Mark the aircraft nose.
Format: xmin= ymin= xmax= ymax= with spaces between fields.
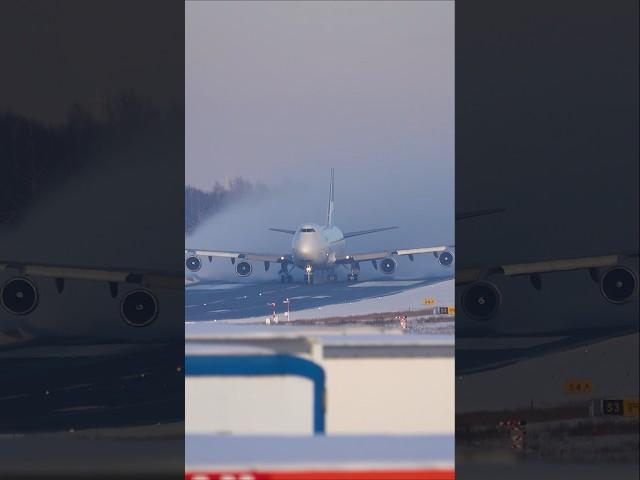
xmin=294 ymin=237 xmax=319 ymax=261
xmin=295 ymin=244 xmax=315 ymax=260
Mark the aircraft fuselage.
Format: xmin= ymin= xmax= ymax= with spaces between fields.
xmin=291 ymin=223 xmax=345 ymax=270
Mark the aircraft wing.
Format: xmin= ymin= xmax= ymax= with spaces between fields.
xmin=0 ymin=260 xmax=183 ymax=289
xmin=456 ymin=253 xmax=637 ymax=285
xmin=455 ymin=208 xmax=505 ymax=221
xmin=336 ymin=245 xmax=452 ymax=264
xmin=268 ymin=228 xmax=296 ymax=235
xmin=342 ymin=226 xmax=398 ymax=239
xmin=185 ymin=249 xmax=292 ymax=263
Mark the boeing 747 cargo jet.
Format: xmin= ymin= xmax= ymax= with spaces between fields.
xmin=185 ymin=169 xmax=454 ymax=284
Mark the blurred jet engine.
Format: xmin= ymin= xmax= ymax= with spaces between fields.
xmin=461 ymin=281 xmax=501 ymax=321
xmin=600 ymin=266 xmax=636 ymax=304
xmin=1 ymin=276 xmax=39 ymax=315
xmin=380 ymin=258 xmax=396 ymax=274
xmin=236 ymin=261 xmax=252 ymax=277
xmin=121 ymin=289 xmax=158 ymax=327
xmin=438 ymin=251 xmax=454 ymax=267
xmin=185 ymin=255 xmax=202 ymax=272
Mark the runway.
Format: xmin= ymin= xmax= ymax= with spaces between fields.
xmin=185 ymin=276 xmax=453 ymax=322
xmin=0 ymin=341 xmax=183 ymax=434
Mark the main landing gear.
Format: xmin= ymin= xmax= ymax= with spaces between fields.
xmin=279 ymin=263 xmax=293 ymax=283
xmin=346 ymin=262 xmax=360 ymax=282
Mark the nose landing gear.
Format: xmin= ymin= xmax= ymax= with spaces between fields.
xmin=304 ymin=265 xmax=314 ymax=285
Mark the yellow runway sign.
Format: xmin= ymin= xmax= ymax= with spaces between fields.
xmin=623 ymin=397 xmax=639 ymax=416
xmin=564 ymin=380 xmax=593 ymax=394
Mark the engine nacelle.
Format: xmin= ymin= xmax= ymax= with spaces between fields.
xmin=185 ymin=255 xmax=202 ymax=272
xmin=1 ymin=276 xmax=39 ymax=315
xmin=461 ymin=281 xmax=501 ymax=321
xmin=380 ymin=257 xmax=396 ymax=275
xmin=236 ymin=261 xmax=252 ymax=277
xmin=600 ymin=266 xmax=636 ymax=304
xmin=121 ymin=289 xmax=158 ymax=327
xmin=438 ymin=251 xmax=454 ymax=267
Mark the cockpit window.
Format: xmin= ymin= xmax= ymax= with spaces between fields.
xmin=301 ymin=228 xmax=316 ymax=233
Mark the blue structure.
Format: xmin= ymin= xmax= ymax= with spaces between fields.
xmin=186 ymin=354 xmax=326 ymax=434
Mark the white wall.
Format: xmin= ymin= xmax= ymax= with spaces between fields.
xmin=185 ymin=354 xmax=454 ymax=435
xmin=186 ymin=376 xmax=313 ymax=434
xmin=324 ymin=357 xmax=454 ymax=434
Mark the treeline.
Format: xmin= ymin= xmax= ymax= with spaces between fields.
xmin=185 ymin=179 xmax=266 ymax=234
xmin=0 ymin=92 xmax=182 ymax=226
xmin=1 ymin=93 xmax=260 ymax=234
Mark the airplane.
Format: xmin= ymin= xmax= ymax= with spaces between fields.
xmin=185 ymin=169 xmax=455 ymax=284
xmin=454 ymin=223 xmax=638 ymax=374
xmin=0 ymin=261 xmax=183 ymax=340
xmin=1 ymin=190 xmax=498 ymax=341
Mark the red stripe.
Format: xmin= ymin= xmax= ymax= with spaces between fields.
xmin=186 ymin=469 xmax=455 ymax=480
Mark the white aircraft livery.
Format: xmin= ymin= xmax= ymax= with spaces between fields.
xmin=185 ymin=169 xmax=454 ymax=284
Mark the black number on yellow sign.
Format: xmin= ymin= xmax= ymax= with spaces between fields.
xmin=564 ymin=380 xmax=592 ymax=393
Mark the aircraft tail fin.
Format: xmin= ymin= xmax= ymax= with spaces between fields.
xmin=326 ymin=168 xmax=335 ymax=227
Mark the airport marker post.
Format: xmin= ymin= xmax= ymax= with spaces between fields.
xmin=283 ymin=298 xmax=291 ymax=321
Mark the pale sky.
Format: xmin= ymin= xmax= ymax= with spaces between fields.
xmin=186 ymin=1 xmax=455 ymax=273
xmin=186 ymin=1 xmax=454 ymax=189
xmin=0 ymin=0 xmax=183 ymax=124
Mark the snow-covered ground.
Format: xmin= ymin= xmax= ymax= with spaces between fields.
xmin=457 ymin=332 xmax=639 ymax=412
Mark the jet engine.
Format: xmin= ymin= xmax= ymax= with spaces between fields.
xmin=185 ymin=255 xmax=202 ymax=272
xmin=461 ymin=281 xmax=501 ymax=321
xmin=236 ymin=261 xmax=252 ymax=277
xmin=380 ymin=258 xmax=396 ymax=274
xmin=438 ymin=251 xmax=454 ymax=267
xmin=600 ymin=266 xmax=636 ymax=304
xmin=121 ymin=289 xmax=158 ymax=327
xmin=1 ymin=277 xmax=39 ymax=315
